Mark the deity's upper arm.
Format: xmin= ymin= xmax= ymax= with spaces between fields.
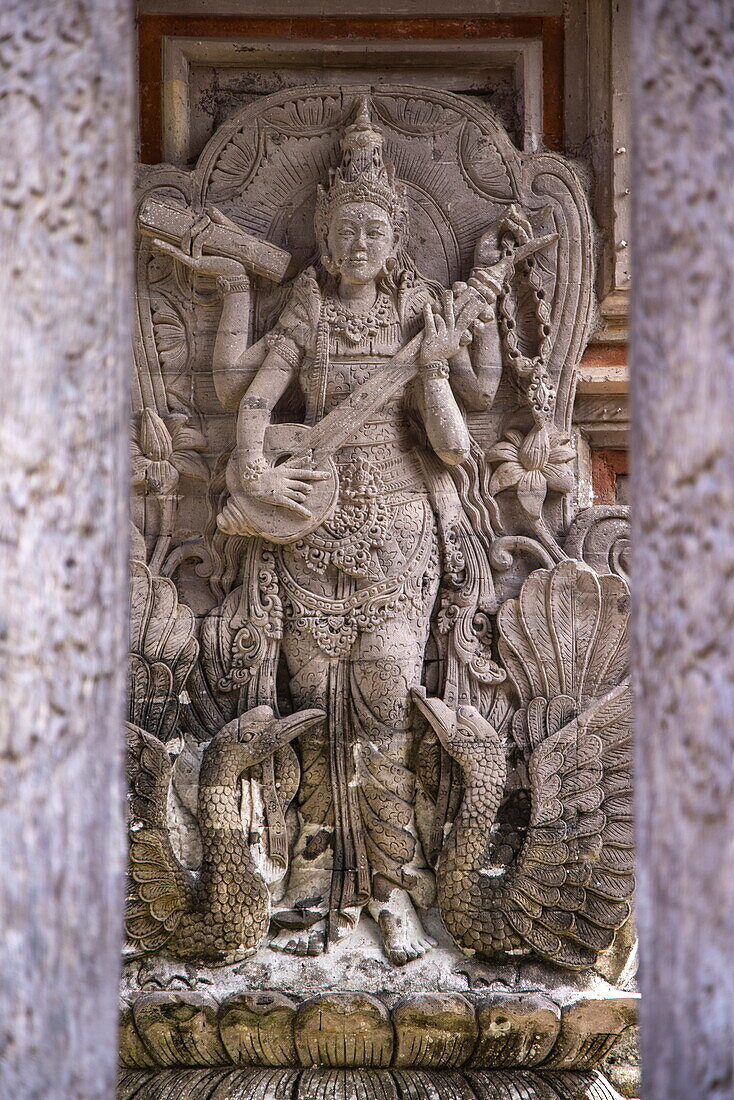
xmin=242 ymin=347 xmax=298 ymax=409
xmin=237 ymin=269 xmax=319 ymax=411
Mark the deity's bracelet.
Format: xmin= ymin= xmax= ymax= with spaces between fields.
xmin=420 ymin=359 xmax=450 ymax=381
xmin=240 ymin=458 xmax=268 ymax=485
xmin=216 ymin=273 xmax=251 ymax=298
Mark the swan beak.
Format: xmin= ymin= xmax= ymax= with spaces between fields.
xmin=275 ymin=707 xmax=325 ymax=742
xmin=237 ymin=707 xmax=325 ymax=766
xmin=411 ymin=687 xmax=457 ymax=751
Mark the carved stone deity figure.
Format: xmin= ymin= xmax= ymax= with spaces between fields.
xmin=148 ymin=102 xmax=515 ymax=964
xmin=124 ymin=84 xmax=635 ymax=1097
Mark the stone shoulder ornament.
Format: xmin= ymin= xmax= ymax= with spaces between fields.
xmin=125 ymin=86 xmax=635 ymax=1099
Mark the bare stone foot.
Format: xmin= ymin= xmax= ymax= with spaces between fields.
xmin=270 ymin=921 xmax=328 ymax=957
xmin=368 ymin=886 xmax=437 ymax=966
xmin=269 ymin=905 xmax=360 ymax=956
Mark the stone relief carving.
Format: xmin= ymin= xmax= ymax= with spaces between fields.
xmin=126 ymin=84 xmax=633 ymax=1097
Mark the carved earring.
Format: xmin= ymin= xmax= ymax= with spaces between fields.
xmin=321 ymin=252 xmax=339 ymax=275
xmin=385 ymin=256 xmax=397 ymax=272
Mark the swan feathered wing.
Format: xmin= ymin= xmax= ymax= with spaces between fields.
xmin=500 ymin=680 xmax=633 ymax=968
xmin=497 ymin=560 xmax=629 ymax=710
xmin=125 ymin=722 xmax=197 ymax=955
xmin=490 ymin=559 xmax=633 ymax=968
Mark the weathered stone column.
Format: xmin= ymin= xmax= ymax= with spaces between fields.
xmin=0 ymin=2 xmax=133 ymax=1095
xmin=632 ymin=3 xmax=734 ymax=1097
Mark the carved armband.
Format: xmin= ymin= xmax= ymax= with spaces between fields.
xmin=421 ymin=359 xmax=450 ymax=382
xmin=216 ymin=274 xmax=251 ymax=298
xmin=264 ymin=331 xmax=302 ymax=370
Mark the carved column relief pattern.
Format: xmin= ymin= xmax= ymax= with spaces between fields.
xmin=0 ymin=1 xmax=134 ymax=1096
xmin=632 ymin=2 xmax=734 ymax=1097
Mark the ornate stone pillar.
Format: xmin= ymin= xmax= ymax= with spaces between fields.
xmin=632 ymin=3 xmax=734 ymax=1097
xmin=0 ymin=2 xmax=133 ymax=1095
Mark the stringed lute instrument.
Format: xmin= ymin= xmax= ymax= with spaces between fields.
xmin=217 ymin=234 xmax=557 ymax=545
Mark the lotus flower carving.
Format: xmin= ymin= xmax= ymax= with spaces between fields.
xmin=486 ymin=423 xmax=575 ymax=520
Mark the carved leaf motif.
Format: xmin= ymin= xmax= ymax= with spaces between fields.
xmin=262 ymin=95 xmax=344 ymax=136
xmin=459 ymin=122 xmax=517 ymax=200
xmin=372 ymin=95 xmax=463 ymax=136
xmin=152 ymin=296 xmax=190 ymax=377
xmin=209 ymin=128 xmax=261 ymax=201
xmin=129 ymin=560 xmax=199 ymax=741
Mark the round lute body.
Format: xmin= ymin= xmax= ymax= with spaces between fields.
xmin=217 ymin=424 xmax=339 ymax=544
xmin=217 ymin=334 xmax=426 ymax=544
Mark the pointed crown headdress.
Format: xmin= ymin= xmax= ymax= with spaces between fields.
xmin=315 ymin=98 xmax=409 ymax=249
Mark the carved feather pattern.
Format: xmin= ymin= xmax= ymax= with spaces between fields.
xmin=262 ymin=95 xmax=345 ymax=137
xmin=435 ymin=561 xmax=633 ymax=970
xmin=151 ymin=295 xmax=190 ymax=374
xmin=180 ymin=586 xmax=241 ymax=743
xmin=372 ymin=95 xmax=463 ymax=137
xmin=504 ymin=681 xmax=633 ymax=968
xmin=459 ymin=122 xmax=518 ymax=201
xmin=208 ymin=125 xmax=263 ymax=202
xmin=129 ymin=560 xmax=198 ymax=742
xmin=497 ymin=562 xmax=628 ymax=712
xmin=495 ymin=563 xmax=632 ymax=967
xmin=126 ymin=563 xmax=201 ymax=951
xmin=125 ymin=722 xmax=197 ymax=954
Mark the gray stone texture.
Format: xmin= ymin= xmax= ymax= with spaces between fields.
xmin=631 ymin=1 xmax=734 ymax=1097
xmin=0 ymin=1 xmax=134 ymax=1096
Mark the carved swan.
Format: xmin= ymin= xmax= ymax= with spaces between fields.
xmin=125 ymin=558 xmax=324 ymax=964
xmin=125 ymin=706 xmax=323 ymax=964
xmin=414 ymin=560 xmax=633 ymax=970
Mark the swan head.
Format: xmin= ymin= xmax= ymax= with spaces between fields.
xmin=412 ymin=688 xmax=503 ymax=771
xmin=210 ymin=705 xmax=325 ymax=772
xmin=235 ymin=705 xmax=326 ymax=767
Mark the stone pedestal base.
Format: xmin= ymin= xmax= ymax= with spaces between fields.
xmin=119 ymin=975 xmax=637 ymax=1098
xmin=120 ymin=1066 xmax=626 ymax=1098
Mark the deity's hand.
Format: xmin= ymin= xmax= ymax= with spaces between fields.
xmin=420 ymin=292 xmax=482 ymax=365
xmin=469 ymin=205 xmax=534 ymax=304
xmin=241 ymin=462 xmax=330 ymax=520
xmin=149 ymin=206 xmax=248 ymax=282
xmin=466 ymin=262 xmax=509 ymax=308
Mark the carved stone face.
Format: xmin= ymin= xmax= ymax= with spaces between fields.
xmin=326 ymin=201 xmax=396 ymax=285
